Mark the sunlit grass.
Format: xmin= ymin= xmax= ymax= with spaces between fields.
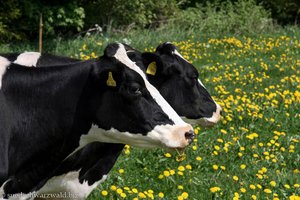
xmin=86 ymin=33 xmax=299 ymax=200
xmin=1 ymin=29 xmax=299 ymax=200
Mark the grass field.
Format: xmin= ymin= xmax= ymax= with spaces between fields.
xmin=77 ymin=32 xmax=299 ymax=199
xmin=1 ymin=29 xmax=300 ymax=199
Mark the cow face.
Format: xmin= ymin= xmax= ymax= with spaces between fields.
xmin=139 ymin=42 xmax=222 ymax=127
xmin=82 ymin=44 xmax=194 ymax=149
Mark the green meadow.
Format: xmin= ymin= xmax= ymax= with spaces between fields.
xmin=1 ymin=28 xmax=299 ymax=200
xmin=81 ymin=30 xmax=299 ymax=200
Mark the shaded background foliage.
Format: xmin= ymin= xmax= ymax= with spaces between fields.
xmin=0 ymin=0 xmax=299 ymax=42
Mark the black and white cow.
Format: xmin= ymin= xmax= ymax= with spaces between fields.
xmin=1 ymin=42 xmax=221 ymax=199
xmin=0 ymin=43 xmax=194 ymax=200
xmin=124 ymin=42 xmax=222 ymax=127
xmin=2 ymin=42 xmax=222 ymax=127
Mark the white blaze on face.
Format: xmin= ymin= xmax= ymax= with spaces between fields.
xmin=13 ymin=52 xmax=41 ymax=67
xmin=0 ymin=56 xmax=10 ymax=89
xmin=114 ymin=44 xmax=187 ymax=126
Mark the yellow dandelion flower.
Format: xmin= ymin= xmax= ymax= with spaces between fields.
xmin=233 ymin=176 xmax=239 ymax=181
xmin=132 ymin=188 xmax=138 ymax=193
xmin=170 ymin=169 xmax=175 ymax=175
xmin=217 ymin=138 xmax=224 ymax=143
xmin=214 ymin=145 xmax=220 ymax=150
xmin=110 ymin=185 xmax=117 ymax=191
xmin=163 ymin=170 xmax=170 ymax=177
xmin=240 ymin=164 xmax=246 ymax=169
xmin=256 ymin=184 xmax=262 ymax=189
xmin=249 ymin=184 xmax=256 ymax=190
xmin=290 ymin=194 xmax=300 ymax=200
xmin=264 ymin=188 xmax=272 ymax=194
xmin=120 ymin=192 xmax=126 ymax=198
xmin=139 ymin=192 xmax=146 ymax=198
xmin=213 ymin=165 xmax=219 ymax=170
xmin=270 ymin=181 xmax=277 ymax=187
xmin=196 ymin=156 xmax=202 ymax=161
xmin=210 ymin=186 xmax=221 ymax=193
xmin=116 ymin=188 xmax=123 ymax=194
xmin=158 ymin=192 xmax=164 ymax=198
xmin=164 ymin=153 xmax=172 ymax=158
xmin=256 ymin=174 xmax=263 ymax=179
xmin=178 ymin=166 xmax=185 ymax=172
xmin=101 ymin=190 xmax=108 ymax=196
xmin=178 ymin=196 xmax=184 ymax=200
xmin=178 ymin=185 xmax=184 ymax=190
xmin=178 ymin=171 xmax=184 ymax=176
xmin=261 ymin=167 xmax=268 ymax=173
xmin=221 ymin=129 xmax=227 ymax=134
xmin=181 ymin=192 xmax=189 ymax=199
xmin=186 ymin=165 xmax=192 ymax=170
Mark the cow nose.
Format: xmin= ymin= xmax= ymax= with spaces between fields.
xmin=185 ymin=130 xmax=195 ymax=145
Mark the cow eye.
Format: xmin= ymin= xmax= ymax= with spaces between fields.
xmin=129 ymin=85 xmax=142 ymax=96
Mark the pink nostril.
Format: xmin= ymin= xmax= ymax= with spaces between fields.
xmin=185 ymin=130 xmax=195 ymax=144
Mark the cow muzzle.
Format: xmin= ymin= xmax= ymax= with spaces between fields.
xmin=152 ymin=124 xmax=194 ymax=149
xmin=203 ymin=103 xmax=222 ymax=127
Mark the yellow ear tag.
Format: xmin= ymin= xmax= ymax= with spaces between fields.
xmin=146 ymin=62 xmax=157 ymax=76
xmin=106 ymin=72 xmax=116 ymax=87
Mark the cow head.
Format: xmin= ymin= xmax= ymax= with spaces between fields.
xmin=83 ymin=43 xmax=194 ymax=149
xmin=127 ymin=42 xmax=222 ymax=127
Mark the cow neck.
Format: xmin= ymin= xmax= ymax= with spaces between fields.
xmin=1 ymin=62 xmax=94 ymax=180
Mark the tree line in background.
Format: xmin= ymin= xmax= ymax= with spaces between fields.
xmin=0 ymin=0 xmax=299 ymax=42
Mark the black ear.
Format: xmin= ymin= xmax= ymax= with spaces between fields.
xmin=141 ymin=52 xmax=163 ymax=76
xmin=122 ymin=43 xmax=136 ymax=52
xmin=104 ymin=43 xmax=120 ymax=58
xmin=156 ymin=42 xmax=176 ymax=55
